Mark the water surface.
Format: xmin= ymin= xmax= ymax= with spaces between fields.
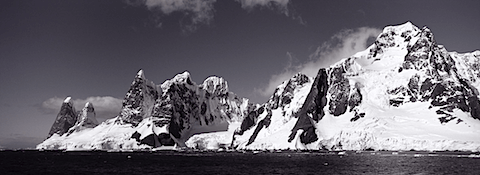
xmin=1 ymin=150 xmax=479 ymax=174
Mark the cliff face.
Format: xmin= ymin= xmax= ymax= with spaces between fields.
xmin=119 ymin=71 xmax=252 ymax=148
xmin=118 ymin=70 xmax=159 ymax=126
xmin=47 ymin=97 xmax=78 ymax=138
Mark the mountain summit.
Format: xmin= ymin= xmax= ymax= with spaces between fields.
xmin=38 ymin=22 xmax=480 ymax=151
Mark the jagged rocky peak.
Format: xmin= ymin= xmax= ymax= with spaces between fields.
xmin=47 ymin=96 xmax=78 ymax=138
xmin=365 ymin=22 xmax=420 ymax=63
xmin=377 ymin=21 xmax=420 ymax=47
xmin=119 ymin=69 xmax=159 ymax=126
xmin=66 ymin=102 xmax=99 ymax=135
xmin=160 ymin=71 xmax=195 ymax=93
xmin=135 ymin=69 xmax=145 ymax=82
xmin=134 ymin=71 xmax=251 ymax=148
xmin=268 ymin=72 xmax=311 ymax=109
xmin=201 ymin=76 xmax=229 ymax=96
xmin=79 ymin=102 xmax=98 ymax=126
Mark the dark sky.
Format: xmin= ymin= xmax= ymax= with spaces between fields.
xmin=0 ymin=0 xmax=479 ymax=149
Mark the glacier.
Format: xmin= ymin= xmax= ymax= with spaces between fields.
xmin=37 ymin=22 xmax=480 ymax=151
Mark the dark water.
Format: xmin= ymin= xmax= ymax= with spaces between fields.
xmin=1 ymin=150 xmax=479 ymax=175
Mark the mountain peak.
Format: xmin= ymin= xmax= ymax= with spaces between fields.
xmin=161 ymin=71 xmax=194 ymax=93
xmin=84 ymin=102 xmax=94 ymax=112
xmin=63 ymin=96 xmax=72 ymax=103
xmin=136 ymin=69 xmax=145 ymax=79
xmin=119 ymin=70 xmax=159 ymax=125
xmin=47 ymin=96 xmax=78 ymax=138
xmin=267 ymin=72 xmax=311 ymax=109
xmin=383 ymin=21 xmax=419 ymax=34
xmin=201 ymin=76 xmax=229 ymax=95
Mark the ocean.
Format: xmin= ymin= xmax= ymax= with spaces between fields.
xmin=1 ymin=150 xmax=479 ymax=174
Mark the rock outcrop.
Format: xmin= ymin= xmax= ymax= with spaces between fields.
xmin=47 ymin=97 xmax=78 ymax=138
xmin=118 ymin=70 xmax=159 ymax=126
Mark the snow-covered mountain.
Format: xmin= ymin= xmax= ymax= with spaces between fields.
xmin=37 ymin=22 xmax=480 ymax=151
xmin=37 ymin=70 xmax=252 ymax=150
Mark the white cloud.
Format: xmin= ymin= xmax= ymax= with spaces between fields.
xmin=127 ymin=0 xmax=294 ymax=32
xmin=256 ymin=27 xmax=382 ymax=97
xmin=235 ymin=0 xmax=302 ymax=24
xmin=145 ymin=0 xmax=217 ymax=32
xmin=41 ymin=96 xmax=123 ymax=119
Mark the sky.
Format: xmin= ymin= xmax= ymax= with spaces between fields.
xmin=0 ymin=0 xmax=479 ymax=149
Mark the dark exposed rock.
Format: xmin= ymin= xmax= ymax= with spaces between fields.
xmin=296 ymin=69 xmax=329 ymax=122
xmin=328 ymin=81 xmax=350 ymax=116
xmin=131 ymin=132 xmax=175 ymax=147
xmin=299 ymin=126 xmax=318 ymax=144
xmin=467 ymin=94 xmax=480 ymax=120
xmin=348 ymin=83 xmax=363 ymax=112
xmin=328 ymin=64 xmax=350 ymax=116
xmin=237 ymin=106 xmax=264 ymax=135
xmin=245 ymin=108 xmax=272 ymax=145
xmin=246 ymin=113 xmax=271 ymax=146
xmin=284 ymin=69 xmax=329 ymax=145
xmin=288 ymin=113 xmax=317 ymax=144
xmin=200 ymin=102 xmax=207 ymax=115
xmin=158 ymin=133 xmax=175 ymax=146
xmin=131 ymin=131 xmax=159 ymax=147
xmin=350 ymin=112 xmax=365 ymax=122
xmin=47 ymin=97 xmax=78 ymax=138
xmin=288 ymin=108 xmax=317 ymax=144
xmin=119 ymin=70 xmax=158 ymax=126
xmin=267 ymin=73 xmax=310 ymax=110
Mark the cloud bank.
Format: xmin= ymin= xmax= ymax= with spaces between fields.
xmin=256 ymin=27 xmax=382 ymax=97
xmin=127 ymin=0 xmax=292 ymax=32
xmin=41 ymin=96 xmax=123 ymax=119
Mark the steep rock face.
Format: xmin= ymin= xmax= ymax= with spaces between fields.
xmin=132 ymin=72 xmax=251 ymax=147
xmin=369 ymin=23 xmax=480 ymax=123
xmin=288 ymin=69 xmax=329 ymax=144
xmin=47 ymin=97 xmax=78 ymax=138
xmin=67 ymin=102 xmax=99 ymax=135
xmin=232 ymin=73 xmax=314 ymax=149
xmin=118 ymin=70 xmax=159 ymax=126
xmin=267 ymin=73 xmax=310 ymax=110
